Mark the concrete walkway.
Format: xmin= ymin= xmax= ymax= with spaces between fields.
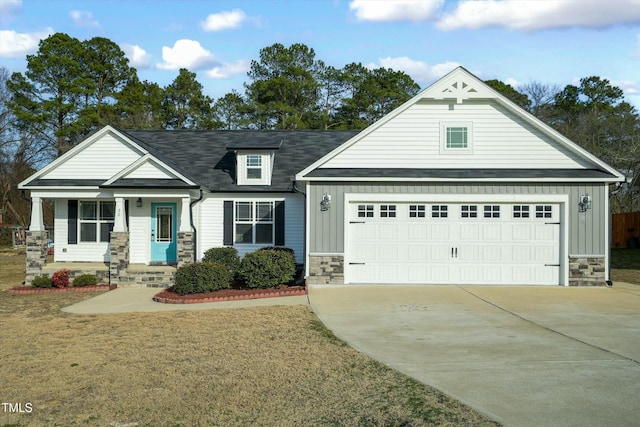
xmin=308 ymin=282 xmax=640 ymax=427
xmin=62 ymin=287 xmax=308 ymax=314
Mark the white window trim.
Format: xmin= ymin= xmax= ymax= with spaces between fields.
xmin=246 ymin=155 xmax=263 ymax=180
xmin=234 ymin=201 xmax=275 ymax=245
xmin=440 ymin=121 xmax=473 ymax=154
xmin=79 ymin=200 xmax=115 ymax=243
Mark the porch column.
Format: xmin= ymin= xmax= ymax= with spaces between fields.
xmin=25 ymin=196 xmax=47 ymax=285
xmin=29 ymin=197 xmax=44 ymax=231
xmin=179 ymin=197 xmax=191 ymax=232
xmin=177 ymin=197 xmax=195 ymax=267
xmin=113 ymin=197 xmax=127 ymax=232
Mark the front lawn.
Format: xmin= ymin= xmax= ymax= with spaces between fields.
xmin=0 ymin=250 xmax=498 ymax=426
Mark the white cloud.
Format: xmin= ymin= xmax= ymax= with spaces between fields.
xmin=350 ymin=0 xmax=443 ymax=22
xmin=372 ymin=57 xmax=460 ymax=83
xmin=201 ymin=9 xmax=246 ymax=31
xmin=505 ymin=77 xmax=521 ymax=88
xmin=0 ymin=0 xmax=21 ymax=15
xmin=156 ymin=39 xmax=217 ymax=70
xmin=205 ymin=59 xmax=251 ymax=79
xmin=0 ymin=27 xmax=53 ymax=58
xmin=121 ymin=43 xmax=151 ymax=68
xmin=615 ymin=79 xmax=640 ymax=95
xmin=69 ymin=10 xmax=100 ymax=28
xmin=437 ymin=0 xmax=640 ymax=31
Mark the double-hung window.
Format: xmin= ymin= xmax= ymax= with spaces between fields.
xmin=79 ymin=201 xmax=115 ymax=242
xmin=234 ymin=201 xmax=274 ymax=244
xmin=246 ymin=155 xmax=262 ymax=180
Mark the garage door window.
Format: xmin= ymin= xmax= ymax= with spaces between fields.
xmin=513 ymin=205 xmax=530 ymax=218
xmin=484 ymin=205 xmax=500 ymax=218
xmin=358 ymin=205 xmax=374 ymax=218
xmin=432 ymin=205 xmax=448 ymax=218
xmin=461 ymin=205 xmax=478 ymax=218
xmin=409 ymin=205 xmax=426 ymax=218
xmin=536 ymin=205 xmax=552 ymax=218
xmin=380 ymin=205 xmax=396 ymax=218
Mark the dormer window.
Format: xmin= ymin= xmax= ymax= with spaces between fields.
xmin=246 ymin=155 xmax=263 ymax=180
xmin=235 ymin=152 xmax=272 ymax=186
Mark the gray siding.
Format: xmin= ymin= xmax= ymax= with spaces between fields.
xmin=309 ymin=182 xmax=606 ymax=255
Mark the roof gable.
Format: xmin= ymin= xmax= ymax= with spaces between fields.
xmin=19 ymin=126 xmax=147 ymax=188
xmin=297 ymin=67 xmax=625 ymax=182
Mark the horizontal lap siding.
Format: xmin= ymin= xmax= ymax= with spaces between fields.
xmin=309 ymin=183 xmax=605 ymax=256
xmin=322 ymin=101 xmax=591 ymax=169
xmin=198 ymin=193 xmax=304 ymax=264
xmin=54 ymin=199 xmax=110 ymax=262
xmin=42 ymin=134 xmax=142 ymax=180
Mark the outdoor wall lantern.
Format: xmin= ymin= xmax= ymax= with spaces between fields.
xmin=320 ymin=193 xmax=331 ymax=211
xmin=578 ymin=194 xmax=592 ymax=212
xmin=136 ymin=197 xmax=143 ymax=208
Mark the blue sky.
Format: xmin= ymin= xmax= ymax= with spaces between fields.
xmin=1 ymin=0 xmax=640 ymax=107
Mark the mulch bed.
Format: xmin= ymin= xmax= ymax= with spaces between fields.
xmin=8 ymin=285 xmax=116 ymax=295
xmin=153 ymin=285 xmax=307 ymax=304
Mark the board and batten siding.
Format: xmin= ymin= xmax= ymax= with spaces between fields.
xmin=54 ymin=199 xmax=110 ymax=262
xmin=321 ymin=100 xmax=593 ymax=170
xmin=42 ymin=133 xmax=142 ymax=180
xmin=309 ymin=182 xmax=606 ymax=256
xmin=198 ymin=193 xmax=305 ymax=263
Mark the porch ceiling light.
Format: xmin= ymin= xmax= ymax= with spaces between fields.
xmin=136 ymin=197 xmax=142 ymax=208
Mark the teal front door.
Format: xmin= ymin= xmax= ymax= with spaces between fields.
xmin=151 ymin=202 xmax=177 ymax=263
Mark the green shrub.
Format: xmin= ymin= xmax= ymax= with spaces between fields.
xmin=173 ymin=262 xmax=232 ymax=295
xmin=237 ymin=249 xmax=296 ymax=289
xmin=258 ymin=246 xmax=295 ymax=257
xmin=31 ymin=276 xmax=52 ymax=288
xmin=73 ymin=274 xmax=98 ymax=287
xmin=202 ymin=247 xmax=240 ymax=273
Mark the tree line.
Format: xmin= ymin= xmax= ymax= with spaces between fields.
xmin=1 ymin=32 xmax=638 ymax=228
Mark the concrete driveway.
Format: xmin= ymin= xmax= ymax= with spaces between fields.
xmin=308 ymin=283 xmax=640 ymax=427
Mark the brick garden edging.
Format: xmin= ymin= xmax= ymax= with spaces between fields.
xmin=8 ymin=285 xmax=116 ymax=295
xmin=153 ymin=287 xmax=307 ymax=304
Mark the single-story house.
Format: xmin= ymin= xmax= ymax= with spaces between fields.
xmin=19 ymin=67 xmax=626 ymax=287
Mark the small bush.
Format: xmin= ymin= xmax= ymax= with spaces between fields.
xmin=31 ymin=276 xmax=52 ymax=288
xmin=258 ymin=246 xmax=295 ymax=257
xmin=173 ymin=262 xmax=232 ymax=295
xmin=51 ymin=269 xmax=71 ymax=288
xmin=202 ymin=247 xmax=240 ymax=273
xmin=73 ymin=274 xmax=98 ymax=287
xmin=237 ymin=249 xmax=296 ymax=289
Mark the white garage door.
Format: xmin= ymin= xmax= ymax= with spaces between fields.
xmin=346 ymin=202 xmax=560 ymax=285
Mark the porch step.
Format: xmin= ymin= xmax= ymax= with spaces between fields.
xmin=118 ymin=264 xmax=177 ymax=288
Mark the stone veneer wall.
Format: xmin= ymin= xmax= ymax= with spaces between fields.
xmin=118 ymin=269 xmax=175 ymax=288
xmin=569 ymin=257 xmax=606 ymax=286
xmin=25 ymin=230 xmax=48 ymax=285
xmin=177 ymin=231 xmax=195 ymax=268
xmin=307 ymin=255 xmax=344 ymax=284
xmin=109 ymin=232 xmax=129 ymax=286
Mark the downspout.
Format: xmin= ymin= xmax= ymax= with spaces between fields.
xmin=189 ymin=188 xmax=204 ymax=262
xmin=291 ymin=177 xmax=307 ymax=290
xmin=607 ymin=181 xmax=624 ymax=287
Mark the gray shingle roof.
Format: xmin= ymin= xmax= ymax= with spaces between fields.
xmin=120 ymin=129 xmax=359 ymax=192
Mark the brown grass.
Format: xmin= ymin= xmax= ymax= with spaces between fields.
xmin=0 ymin=250 xmax=499 ymax=427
